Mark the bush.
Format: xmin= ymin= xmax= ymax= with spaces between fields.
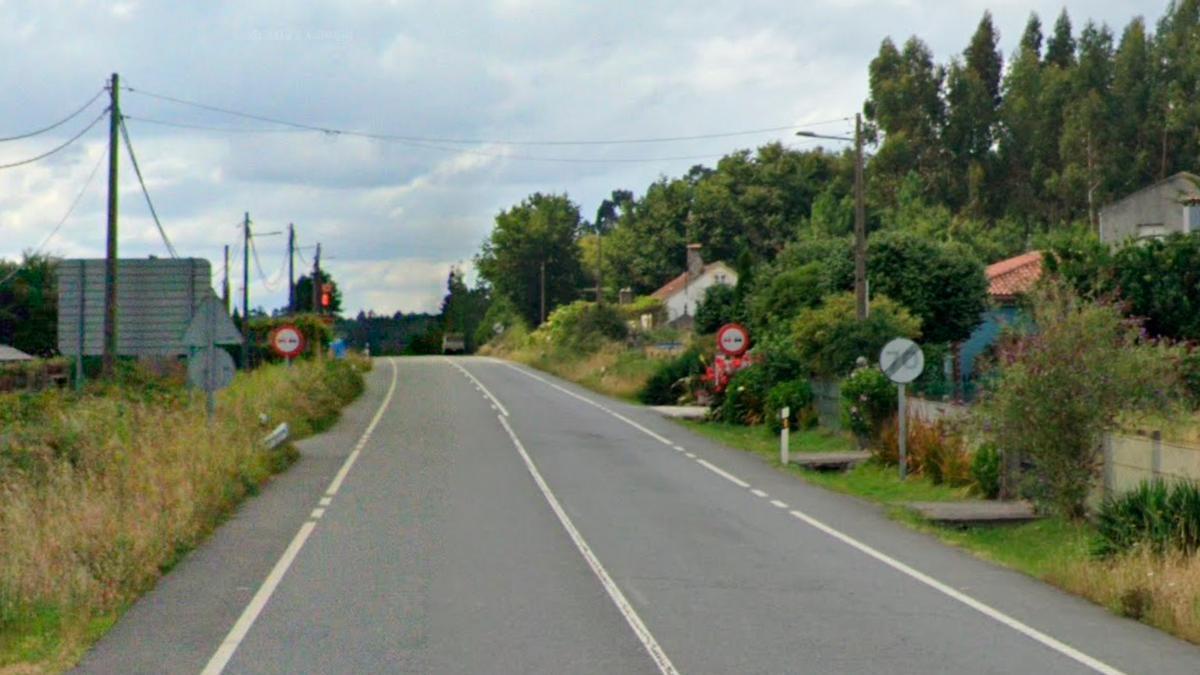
xmin=1094 ymin=480 xmax=1200 ymax=558
xmin=540 ymin=301 xmax=628 ymax=349
xmin=765 ymin=380 xmax=815 ymax=433
xmin=247 ymin=314 xmax=334 ymax=365
xmin=877 ymin=414 xmax=972 ymax=486
xmin=746 ymin=263 xmax=825 ymax=333
xmin=638 ymin=347 xmax=704 ymax=405
xmin=971 ymin=444 xmax=1002 ymax=499
xmin=978 ymin=280 xmax=1180 ymax=518
xmin=840 ymin=367 xmax=895 ymax=441
xmin=717 ymin=366 xmax=770 ymax=425
xmin=793 ymin=292 xmax=921 ymax=378
xmin=618 ymin=296 xmax=666 ymax=324
xmin=694 ymin=284 xmax=743 ymax=334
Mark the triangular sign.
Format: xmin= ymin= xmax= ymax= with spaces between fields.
xmin=182 ymin=295 xmax=243 ymax=346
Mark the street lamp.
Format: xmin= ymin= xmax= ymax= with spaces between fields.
xmin=798 ymin=113 xmax=867 ymax=321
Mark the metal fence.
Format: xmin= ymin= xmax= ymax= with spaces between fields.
xmin=810 ymin=378 xmax=842 ymax=431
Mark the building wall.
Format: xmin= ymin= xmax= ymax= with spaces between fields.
xmin=959 ymin=306 xmax=1021 ymax=383
xmin=663 ymin=264 xmax=737 ymax=322
xmin=1099 ymin=174 xmax=1200 ymax=244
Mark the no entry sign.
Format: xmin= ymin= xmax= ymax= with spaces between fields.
xmin=716 ymin=323 xmax=750 ymax=357
xmin=269 ymin=324 xmax=306 ymax=359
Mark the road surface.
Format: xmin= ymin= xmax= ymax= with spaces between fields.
xmin=78 ymin=356 xmax=1200 ymax=674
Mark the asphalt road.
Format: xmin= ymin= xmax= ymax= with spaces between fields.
xmin=78 ymin=356 xmax=1200 ymax=674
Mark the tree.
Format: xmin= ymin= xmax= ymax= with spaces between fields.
xmin=295 ymin=270 xmax=343 ymax=315
xmin=439 ymin=267 xmax=490 ymax=352
xmin=694 ymin=284 xmax=741 ymax=334
xmin=1045 ymin=9 xmax=1076 ymax=68
xmin=793 ymin=292 xmax=921 ymax=378
xmin=998 ymin=14 xmax=1046 ymax=223
xmin=944 ymin=12 xmax=1003 ymax=214
xmin=476 ymin=192 xmax=586 ymax=327
xmin=0 ymin=254 xmax=57 ymax=356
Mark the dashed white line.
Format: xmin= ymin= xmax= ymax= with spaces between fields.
xmin=445 ymin=358 xmax=509 ymax=417
xmin=202 ymin=358 xmax=400 ymax=675
xmin=695 ymin=458 xmax=751 ymax=488
xmin=750 ymin=489 xmax=769 ymax=498
xmin=685 ymin=452 xmax=696 ymax=459
xmin=769 ymin=499 xmax=789 ymax=509
xmin=310 ymin=508 xmax=325 ymax=518
xmin=497 ymin=414 xmax=679 ymax=675
xmin=319 ymin=497 xmax=331 ymax=506
xmin=673 ymin=445 xmax=686 ymax=452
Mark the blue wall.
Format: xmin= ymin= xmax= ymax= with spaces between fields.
xmin=960 ymin=306 xmax=1021 ymax=382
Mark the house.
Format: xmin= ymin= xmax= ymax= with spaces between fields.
xmin=958 ymin=251 xmax=1043 ymax=390
xmin=650 ymin=244 xmax=737 ymax=325
xmin=0 ymin=345 xmax=33 ymax=362
xmin=1099 ymin=172 xmax=1200 ymax=244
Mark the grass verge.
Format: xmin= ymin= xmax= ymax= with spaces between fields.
xmin=0 ymin=356 xmax=369 ymax=673
xmin=485 ymin=339 xmax=663 ymax=401
xmin=679 ymin=417 xmax=1200 ymax=646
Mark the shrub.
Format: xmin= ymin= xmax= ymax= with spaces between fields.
xmin=840 ymin=367 xmax=895 ymax=441
xmin=971 ymin=444 xmax=1002 ymax=499
xmin=978 ymin=279 xmax=1180 ymax=518
xmin=1094 ymin=480 xmax=1200 ymax=558
xmin=717 ymin=366 xmax=770 ymax=425
xmin=746 ymin=262 xmax=825 ymax=333
xmin=540 ymin=300 xmax=628 ymax=349
xmin=247 ymin=313 xmax=334 ymax=365
xmin=765 ymin=380 xmax=815 ymax=433
xmin=793 ymin=292 xmax=921 ymax=378
xmin=619 ymin=295 xmax=666 ymax=324
xmin=694 ymin=284 xmax=743 ymax=335
xmin=877 ymin=413 xmax=972 ymax=486
xmin=638 ymin=347 xmax=704 ymax=405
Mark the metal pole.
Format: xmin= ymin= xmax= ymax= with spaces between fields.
xmin=242 ymin=212 xmax=250 ymax=368
xmin=287 ymin=223 xmax=295 ymax=314
xmin=222 ymin=244 xmax=230 ymax=313
xmin=102 ymin=73 xmax=121 ymax=376
xmin=854 ymin=112 xmax=867 ymax=322
xmin=898 ymin=383 xmax=907 ymax=480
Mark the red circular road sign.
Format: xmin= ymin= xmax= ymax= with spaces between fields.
xmin=716 ymin=323 xmax=750 ymax=357
xmin=269 ymin=324 xmax=306 ymax=359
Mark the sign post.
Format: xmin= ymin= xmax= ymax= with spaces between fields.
xmin=780 ymin=406 xmax=790 ymax=466
xmin=879 ymin=337 xmax=925 ymax=480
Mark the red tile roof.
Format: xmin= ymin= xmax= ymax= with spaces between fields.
xmin=650 ymin=263 xmax=730 ymax=301
xmin=986 ymin=251 xmax=1042 ymax=302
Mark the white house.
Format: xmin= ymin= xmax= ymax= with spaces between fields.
xmin=650 ymin=244 xmax=738 ymax=324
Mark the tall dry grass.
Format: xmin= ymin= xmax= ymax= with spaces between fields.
xmin=0 ymin=357 xmax=366 ymax=672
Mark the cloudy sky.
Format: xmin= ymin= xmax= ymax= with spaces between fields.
xmin=0 ymin=0 xmax=1168 ymax=315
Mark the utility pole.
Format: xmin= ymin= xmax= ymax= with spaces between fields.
xmin=102 ymin=72 xmax=120 ymax=376
xmin=596 ymin=232 xmax=604 ymax=306
xmin=853 ymin=112 xmax=866 ymax=321
xmin=242 ymin=212 xmax=250 ymax=368
xmin=222 ymin=245 xmax=230 ymax=313
xmin=287 ymin=223 xmax=295 ymax=314
xmin=312 ymin=243 xmax=321 ymax=313
xmin=540 ymin=260 xmax=546 ymax=325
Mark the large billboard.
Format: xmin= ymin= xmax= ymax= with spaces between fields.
xmin=57 ymin=258 xmax=215 ymax=357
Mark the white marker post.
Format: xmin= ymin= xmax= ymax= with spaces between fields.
xmin=879 ymin=338 xmax=925 ymax=481
xmin=780 ymin=406 xmax=790 ymax=466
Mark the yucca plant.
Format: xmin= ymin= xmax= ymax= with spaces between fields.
xmin=1094 ymin=479 xmax=1200 ymax=557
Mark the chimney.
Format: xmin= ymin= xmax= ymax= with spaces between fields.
xmin=686 ymin=243 xmax=703 ymax=279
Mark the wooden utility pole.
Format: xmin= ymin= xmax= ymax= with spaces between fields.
xmin=287 ymin=223 xmax=295 ymax=313
xmin=222 ymin=244 xmax=230 ymax=313
xmin=312 ymin=243 xmax=321 ymax=313
xmin=242 ymin=212 xmax=250 ymax=368
xmin=540 ymin=260 xmax=546 ymax=325
xmin=102 ymin=72 xmax=121 ymax=375
xmin=854 ymin=112 xmax=867 ymax=322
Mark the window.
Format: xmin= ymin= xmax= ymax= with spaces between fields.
xmin=1137 ymin=223 xmax=1166 ymax=240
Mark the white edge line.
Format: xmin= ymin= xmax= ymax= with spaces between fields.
xmin=501 ymin=359 xmax=1122 ymax=675
xmin=446 ymin=357 xmax=509 ymax=417
xmin=497 ymin=414 xmax=679 ymax=675
xmin=751 ymin=489 xmax=769 ymax=498
xmin=785 ymin=509 xmax=1125 ymax=675
xmin=202 ymin=358 xmax=400 ymax=675
xmin=769 ymin=500 xmax=789 ymax=509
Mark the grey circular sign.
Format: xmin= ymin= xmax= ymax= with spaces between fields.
xmin=879 ymin=338 xmax=925 ymax=384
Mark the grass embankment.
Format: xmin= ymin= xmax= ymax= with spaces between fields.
xmin=681 ymin=418 xmax=1200 ymax=645
xmin=485 ymin=340 xmax=662 ymax=401
xmin=0 ymin=357 xmax=368 ymax=672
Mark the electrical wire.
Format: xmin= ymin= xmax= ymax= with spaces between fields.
xmin=0 ymin=89 xmax=105 ymax=143
xmin=0 ymin=109 xmax=108 ymax=170
xmin=248 ymin=234 xmax=281 ymax=291
xmin=119 ymin=117 xmax=179 ymax=258
xmin=124 ymin=115 xmax=310 ymax=134
xmin=123 ymin=86 xmax=849 ymax=147
xmin=0 ymin=147 xmax=107 ymax=286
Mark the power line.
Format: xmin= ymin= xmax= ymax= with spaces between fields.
xmin=124 ymin=115 xmax=309 ymax=134
xmin=0 ymin=147 xmax=107 ymax=286
xmin=123 ymin=85 xmax=848 ymax=147
xmin=0 ymin=89 xmax=106 ymax=143
xmin=249 ymin=234 xmax=280 ymax=291
xmin=118 ymin=118 xmax=178 ymax=258
xmin=0 ymin=109 xmax=108 ymax=170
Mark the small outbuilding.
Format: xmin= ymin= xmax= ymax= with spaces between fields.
xmin=0 ymin=344 xmax=34 ymax=362
xmin=1099 ymin=172 xmax=1200 ymax=244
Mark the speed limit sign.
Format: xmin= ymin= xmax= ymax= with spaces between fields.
xmin=269 ymin=324 xmax=306 ymax=359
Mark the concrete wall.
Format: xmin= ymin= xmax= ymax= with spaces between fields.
xmin=1099 ymin=174 xmax=1200 ymax=244
xmin=663 ymin=264 xmax=737 ymax=322
xmin=1103 ymin=433 xmax=1200 ymax=495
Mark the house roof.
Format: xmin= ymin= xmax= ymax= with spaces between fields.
xmin=986 ymin=251 xmax=1042 ymax=302
xmin=0 ymin=345 xmax=33 ymax=362
xmin=650 ymin=262 xmax=734 ymax=301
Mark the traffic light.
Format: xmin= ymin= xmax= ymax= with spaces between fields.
xmin=320 ymin=283 xmax=332 ymax=309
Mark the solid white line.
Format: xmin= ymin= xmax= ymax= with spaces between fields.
xmin=751 ymin=489 xmax=769 ymax=498
xmin=201 ymin=521 xmax=316 ymax=675
xmin=445 ymin=358 xmax=509 ymax=417
xmin=769 ymin=499 xmax=789 ymax=509
xmin=310 ymin=508 xmax=325 ymax=518
xmin=202 ymin=358 xmax=400 ymax=675
xmin=785 ymin=509 xmax=1125 ymax=675
xmin=324 ymin=450 xmax=360 ymax=496
xmin=497 ymin=414 xmax=679 ymax=675
xmin=695 ymin=458 xmax=751 ymax=489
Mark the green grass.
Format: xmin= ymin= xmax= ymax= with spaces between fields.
xmin=677 ymin=420 xmax=854 ymax=458
xmin=804 ymin=462 xmax=971 ymax=503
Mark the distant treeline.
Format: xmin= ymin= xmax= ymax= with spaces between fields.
xmin=337 ymin=312 xmax=438 ymax=355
